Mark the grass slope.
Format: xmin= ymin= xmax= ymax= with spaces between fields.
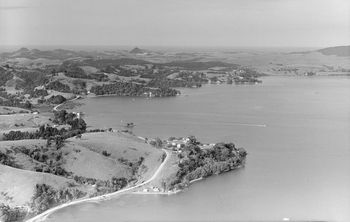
xmin=68 ymin=132 xmax=164 ymax=181
xmin=0 ymin=165 xmax=78 ymax=208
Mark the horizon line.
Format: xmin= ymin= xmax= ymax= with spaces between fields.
xmin=1 ymin=44 xmax=349 ymax=50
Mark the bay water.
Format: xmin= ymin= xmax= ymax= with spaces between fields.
xmin=46 ymin=76 xmax=350 ymax=221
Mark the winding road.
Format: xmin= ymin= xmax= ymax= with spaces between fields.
xmin=26 ymin=149 xmax=171 ymax=222
xmin=53 ymin=96 xmax=80 ymax=111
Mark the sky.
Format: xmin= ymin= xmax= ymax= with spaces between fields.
xmin=0 ymin=0 xmax=349 ymax=48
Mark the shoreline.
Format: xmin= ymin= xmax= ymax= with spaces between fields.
xmin=131 ymin=165 xmax=245 ymax=197
xmin=53 ymin=96 xmax=80 ymax=111
xmin=132 ymin=190 xmax=181 ymax=195
xmin=189 ymin=177 xmax=204 ymax=184
xmin=86 ymin=92 xmax=180 ymax=99
xmin=132 ymin=177 xmax=205 ymax=196
xmin=25 ymin=149 xmax=171 ymax=222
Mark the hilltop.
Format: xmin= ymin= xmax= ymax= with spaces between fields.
xmin=317 ymin=45 xmax=350 ymax=57
xmin=129 ymin=47 xmax=148 ymax=54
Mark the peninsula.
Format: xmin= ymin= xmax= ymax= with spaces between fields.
xmin=0 ymin=107 xmax=247 ymax=222
xmin=0 ymin=48 xmax=249 ymax=222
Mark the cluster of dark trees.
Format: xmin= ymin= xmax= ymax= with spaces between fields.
xmin=73 ymin=175 xmax=99 ymax=185
xmin=12 ymin=145 xmax=70 ymax=177
xmin=71 ymin=79 xmax=87 ymax=94
xmin=31 ymin=184 xmax=86 ymax=214
xmin=0 ymin=204 xmax=27 ymax=222
xmin=147 ymin=78 xmax=202 ymax=88
xmin=3 ymin=123 xmax=86 ymax=142
xmin=149 ymin=137 xmax=163 ymax=148
xmin=177 ymin=71 xmax=208 ymax=83
xmin=102 ymin=150 xmax=111 ymax=157
xmin=0 ymin=150 xmax=18 ymax=168
xmin=0 ymin=145 xmax=72 ymax=193
xmin=54 ymin=110 xmax=87 ymax=131
xmin=0 ymin=98 xmax=32 ymax=110
xmin=59 ymin=63 xmax=109 ymax=82
xmin=168 ymin=137 xmax=247 ymax=190
xmin=47 ymin=95 xmax=66 ymax=104
xmin=46 ymin=80 xmax=71 ymax=93
xmin=90 ymin=82 xmax=179 ymax=97
xmin=72 ymin=175 xmax=128 ymax=193
xmin=3 ymin=125 xmax=63 ymax=141
xmin=2 ymin=130 xmax=41 ymax=141
xmin=110 ymin=177 xmax=128 ymax=191
xmin=34 ymin=164 xmax=70 ymax=177
xmin=16 ymin=71 xmax=49 ymax=93
xmin=231 ymin=68 xmax=264 ymax=84
xmin=0 ymin=91 xmax=32 ymax=109
xmin=88 ymin=128 xmax=106 ymax=133
xmin=3 ymin=109 xmax=86 ymax=142
xmin=29 ymin=89 xmax=48 ymax=98
xmin=59 ymin=65 xmax=87 ymax=79
xmin=0 ymin=69 xmax=13 ymax=87
xmin=53 ymin=110 xmax=75 ymax=124
xmin=99 ymin=64 xmax=138 ymax=76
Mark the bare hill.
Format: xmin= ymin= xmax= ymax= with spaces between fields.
xmin=317 ymin=45 xmax=350 ymax=57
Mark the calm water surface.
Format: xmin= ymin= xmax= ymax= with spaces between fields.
xmin=48 ymin=76 xmax=350 ymax=221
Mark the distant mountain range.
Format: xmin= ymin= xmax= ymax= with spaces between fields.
xmin=317 ymin=45 xmax=350 ymax=57
xmin=0 ymin=47 xmax=86 ymax=60
xmin=0 ymin=47 xmax=153 ymax=61
xmin=1 ymin=46 xmax=349 ymax=63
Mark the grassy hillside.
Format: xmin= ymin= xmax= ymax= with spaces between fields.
xmin=0 ymin=131 xmax=164 ymax=221
xmin=0 ymin=164 xmax=81 ymax=208
xmin=0 ymin=111 xmax=51 ymax=140
xmin=0 ymin=132 xmax=163 ymax=182
xmin=68 ymin=132 xmax=164 ymax=181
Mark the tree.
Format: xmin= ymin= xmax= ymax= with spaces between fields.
xmin=154 ymin=137 xmax=163 ymax=148
xmin=102 ymin=150 xmax=111 ymax=157
xmin=23 ymin=100 xmax=32 ymax=109
xmin=110 ymin=177 xmax=127 ymax=191
xmin=53 ymin=110 xmax=68 ymax=124
xmin=69 ymin=118 xmax=87 ymax=131
xmin=187 ymin=135 xmax=200 ymax=145
xmin=54 ymin=136 xmax=65 ymax=150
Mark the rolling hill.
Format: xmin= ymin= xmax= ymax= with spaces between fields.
xmin=317 ymin=45 xmax=350 ymax=57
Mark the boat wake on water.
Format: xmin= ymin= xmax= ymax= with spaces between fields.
xmin=230 ymin=123 xmax=267 ymax=127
